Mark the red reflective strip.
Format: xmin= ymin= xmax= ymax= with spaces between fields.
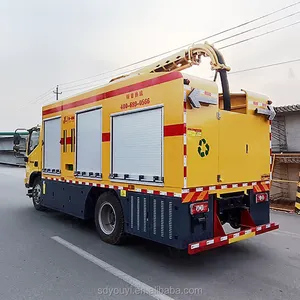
xmin=183 ymin=167 xmax=187 ymax=177
xmin=254 ymin=185 xmax=262 ymax=193
xmin=153 ymin=190 xmax=160 ymax=195
xmin=43 ymin=72 xmax=183 ymax=116
xmin=164 ymin=124 xmax=185 ymax=137
xmin=102 ymin=132 xmax=110 ymax=142
xmin=188 ymin=238 xmax=229 ymax=255
xmin=201 ymin=191 xmax=209 ymax=200
xmin=190 ymin=192 xmax=200 ymax=202
xmin=189 ymin=222 xmax=279 ymax=255
xmin=184 ymin=145 xmax=187 ymax=155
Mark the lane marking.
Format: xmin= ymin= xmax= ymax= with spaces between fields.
xmin=51 ymin=236 xmax=174 ymax=300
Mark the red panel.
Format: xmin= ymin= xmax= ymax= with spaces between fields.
xmin=240 ymin=209 xmax=256 ymax=229
xmin=102 ymin=132 xmax=110 ymax=142
xmin=164 ymin=124 xmax=185 ymax=137
xmin=43 ymin=72 xmax=183 ymax=116
xmin=213 ymin=198 xmax=226 ymax=237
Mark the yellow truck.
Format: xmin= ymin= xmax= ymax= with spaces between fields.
xmin=14 ymin=42 xmax=278 ymax=254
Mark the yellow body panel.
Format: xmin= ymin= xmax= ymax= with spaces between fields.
xmin=25 ymin=141 xmax=42 ymax=185
xmin=218 ymin=111 xmax=270 ymax=184
xmin=184 ymin=78 xmax=270 ymax=190
xmin=185 ymin=77 xmax=220 ymax=188
xmin=25 ymin=70 xmax=271 ymax=196
xmin=186 ymin=105 xmax=219 ymax=187
xmin=41 ymin=72 xmax=184 ymax=193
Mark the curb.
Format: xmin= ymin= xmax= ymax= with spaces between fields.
xmin=270 ymin=206 xmax=294 ymax=214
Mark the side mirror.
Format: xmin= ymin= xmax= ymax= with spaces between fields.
xmin=13 ymin=133 xmax=21 ymax=145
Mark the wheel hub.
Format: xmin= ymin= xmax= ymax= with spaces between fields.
xmin=33 ymin=184 xmax=41 ymax=204
xmin=99 ymin=202 xmax=116 ymax=235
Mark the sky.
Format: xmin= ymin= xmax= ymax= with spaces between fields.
xmin=0 ymin=0 xmax=299 ymax=130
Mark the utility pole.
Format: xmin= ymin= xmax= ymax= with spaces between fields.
xmin=53 ymin=85 xmax=62 ymax=101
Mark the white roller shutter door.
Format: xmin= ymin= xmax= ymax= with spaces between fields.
xmin=43 ymin=117 xmax=61 ymax=173
xmin=111 ymin=107 xmax=163 ymax=183
xmin=76 ymin=107 xmax=102 ymax=178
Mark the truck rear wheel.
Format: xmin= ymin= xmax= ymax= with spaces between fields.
xmin=94 ymin=191 xmax=125 ymax=245
xmin=32 ymin=177 xmax=46 ymax=211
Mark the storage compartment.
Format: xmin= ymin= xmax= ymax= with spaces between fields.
xmin=111 ymin=106 xmax=163 ymax=183
xmin=218 ymin=111 xmax=270 ymax=184
xmin=76 ymin=107 xmax=102 ymax=178
xmin=43 ymin=117 xmax=61 ymax=173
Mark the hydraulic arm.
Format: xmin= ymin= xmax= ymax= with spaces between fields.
xmin=111 ymin=42 xmax=232 ymax=110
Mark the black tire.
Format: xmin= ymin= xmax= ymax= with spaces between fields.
xmin=94 ymin=191 xmax=125 ymax=245
xmin=32 ymin=177 xmax=46 ymax=211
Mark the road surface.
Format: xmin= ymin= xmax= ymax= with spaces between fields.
xmin=0 ymin=165 xmax=299 ymax=300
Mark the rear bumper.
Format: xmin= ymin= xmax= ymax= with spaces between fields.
xmin=188 ymin=222 xmax=279 ymax=255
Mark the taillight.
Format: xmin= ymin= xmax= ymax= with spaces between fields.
xmin=190 ymin=202 xmax=209 ymax=215
xmin=255 ymin=192 xmax=268 ymax=203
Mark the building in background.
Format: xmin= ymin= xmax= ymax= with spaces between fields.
xmin=271 ymin=104 xmax=300 ymax=208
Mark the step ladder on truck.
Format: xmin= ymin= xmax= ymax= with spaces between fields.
xmin=13 ymin=42 xmax=279 ymax=254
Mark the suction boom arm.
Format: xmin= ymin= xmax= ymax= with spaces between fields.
xmin=131 ymin=42 xmax=231 ymax=74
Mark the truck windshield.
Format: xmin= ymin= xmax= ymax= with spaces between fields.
xmin=28 ymin=130 xmax=40 ymax=154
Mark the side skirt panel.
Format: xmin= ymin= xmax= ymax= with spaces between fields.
xmin=40 ymin=179 xmax=92 ymax=219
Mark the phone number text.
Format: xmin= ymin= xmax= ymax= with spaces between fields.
xmin=120 ymin=98 xmax=150 ymax=110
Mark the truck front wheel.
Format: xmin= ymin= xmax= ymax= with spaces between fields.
xmin=94 ymin=191 xmax=125 ymax=245
xmin=32 ymin=177 xmax=46 ymax=211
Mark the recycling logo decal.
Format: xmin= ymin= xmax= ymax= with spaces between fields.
xmin=198 ymin=138 xmax=210 ymax=157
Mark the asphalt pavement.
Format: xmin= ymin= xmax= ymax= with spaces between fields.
xmin=0 ymin=165 xmax=300 ymax=300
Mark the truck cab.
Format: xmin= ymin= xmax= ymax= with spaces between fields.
xmin=13 ymin=126 xmax=42 ymax=203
